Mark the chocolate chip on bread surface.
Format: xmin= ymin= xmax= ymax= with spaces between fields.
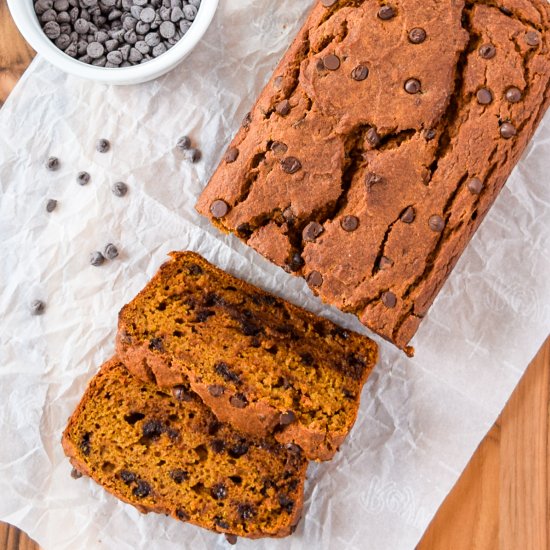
xmin=116 ymin=251 xmax=378 ymax=461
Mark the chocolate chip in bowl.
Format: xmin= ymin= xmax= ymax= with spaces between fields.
xmin=8 ymin=0 xmax=219 ymax=84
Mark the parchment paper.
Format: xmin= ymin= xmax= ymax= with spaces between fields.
xmin=1 ymin=1 xmax=549 ymax=549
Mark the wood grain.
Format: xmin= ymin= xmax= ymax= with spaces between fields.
xmin=0 ymin=2 xmax=549 ymax=549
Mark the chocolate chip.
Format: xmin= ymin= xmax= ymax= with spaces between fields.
xmin=323 ymin=54 xmax=340 ymax=70
xmin=149 ymin=337 xmax=164 ymax=351
xmin=288 ymin=253 xmax=304 ymax=272
xmin=424 ymin=128 xmax=436 ymax=141
xmin=188 ymin=264 xmax=203 ymax=276
xmin=505 ymin=87 xmax=522 ymax=103
xmin=90 ymin=251 xmax=105 ymax=266
xmin=351 ymin=64 xmax=369 ymax=81
xmin=96 ymin=139 xmax=110 ymax=153
xmin=112 ymin=181 xmax=128 ymax=197
xmin=366 ymin=127 xmax=381 ymax=147
xmin=238 ymin=504 xmax=255 ymax=521
xmin=278 ymin=494 xmax=295 ymax=513
xmin=500 ymin=122 xmax=517 ymax=139
xmin=476 ymin=88 xmax=493 ymax=105
xmin=210 ymin=199 xmax=230 ymax=218
xmin=428 ymin=215 xmax=445 ymax=232
xmin=225 ymin=147 xmax=239 ymax=163
xmin=225 ymin=534 xmax=238 ymax=545
xmin=236 ymin=223 xmax=253 ymax=238
xmin=525 ymin=31 xmax=540 ymax=47
xmin=142 ymin=419 xmax=164 ymax=440
xmin=211 ymin=483 xmax=228 ymax=500
xmin=378 ymin=256 xmax=394 ymax=270
xmin=279 ymin=411 xmax=296 ymax=426
xmin=170 ymin=469 xmax=188 ymax=484
xmin=210 ymin=439 xmax=225 ymax=454
xmin=365 ymin=172 xmax=383 ymax=189
xmin=281 ymin=156 xmax=302 ymax=174
xmin=382 ymin=291 xmax=397 ymax=308
xmin=70 ymin=468 xmax=82 ymax=479
xmin=176 ymin=509 xmax=189 ymax=521
xmin=176 ymin=136 xmax=191 ymax=150
xmin=479 ymin=43 xmax=496 ymax=59
xmin=133 ymin=480 xmax=151 ymax=498
xmin=306 ymin=271 xmax=323 ymax=288
xmin=408 ymin=27 xmax=426 ymax=44
xmin=172 ymin=385 xmax=193 ymax=402
xmin=80 ymin=433 xmax=91 ymax=456
xmin=214 ymin=517 xmax=230 ymax=529
xmin=77 ymin=171 xmax=90 ymax=186
xmin=378 ymin=5 xmax=396 ymax=20
xmin=229 ymin=393 xmax=248 ymax=409
xmin=46 ymin=199 xmax=58 ymax=213
xmin=341 ymin=215 xmax=359 ymax=232
xmin=46 ymin=156 xmax=59 ymax=171
xmin=215 ymin=361 xmax=240 ymax=384
xmin=228 ymin=439 xmax=249 ymax=458
xmin=404 ymin=78 xmax=421 ymax=94
xmin=208 ymin=384 xmax=225 ymax=397
xmin=468 ymin=178 xmax=484 ymax=195
xmin=271 ymin=141 xmax=288 ymax=155
xmin=104 ymin=243 xmax=119 ymax=260
xmin=181 ymin=147 xmax=201 ymax=163
xmin=195 ymin=309 xmax=215 ymax=323
xmin=120 ymin=470 xmax=136 ymax=484
xmin=276 ymin=99 xmax=291 ymax=116
xmin=303 ymin=221 xmax=324 ymax=242
xmin=400 ymin=206 xmax=416 ymax=224
xmin=242 ymin=112 xmax=252 ymax=128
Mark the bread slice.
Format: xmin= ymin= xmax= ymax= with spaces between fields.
xmin=62 ymin=358 xmax=307 ymax=540
xmin=116 ymin=251 xmax=378 ymax=461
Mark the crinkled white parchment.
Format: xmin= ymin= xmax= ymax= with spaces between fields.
xmin=1 ymin=2 xmax=549 ymax=549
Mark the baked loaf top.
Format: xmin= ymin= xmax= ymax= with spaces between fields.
xmin=196 ymin=0 xmax=550 ymax=353
xmin=116 ymin=252 xmax=378 ymax=461
xmin=62 ymin=358 xmax=307 ymax=540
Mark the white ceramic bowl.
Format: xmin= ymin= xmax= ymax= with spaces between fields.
xmin=7 ymin=0 xmax=218 ymax=85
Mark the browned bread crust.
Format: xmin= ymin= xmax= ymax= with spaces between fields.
xmin=62 ymin=358 xmax=307 ymax=539
xmin=116 ymin=251 xmax=378 ymax=461
xmin=196 ymin=0 xmax=550 ymax=353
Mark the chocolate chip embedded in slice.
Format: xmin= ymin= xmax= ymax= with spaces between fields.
xmin=479 ymin=43 xmax=496 ymax=59
xmin=424 ymin=128 xmax=436 ymax=141
xmin=404 ymin=78 xmax=421 ymax=94
xmin=215 ymin=362 xmax=241 ymax=384
xmin=276 ymin=100 xmax=291 ymax=116
xmin=238 ymin=503 xmax=256 ymax=520
xmin=172 ymin=385 xmax=193 ymax=402
xmin=378 ymin=256 xmax=394 ymax=270
xmin=224 ymin=147 xmax=239 ymax=163
xmin=306 ymin=271 xmax=323 ymax=288
xmin=341 ymin=215 xmax=359 ymax=232
xmin=323 ymin=54 xmax=340 ymax=71
xmin=505 ymin=87 xmax=522 ymax=103
xmin=281 ymin=156 xmax=302 ymax=174
xmin=271 ymin=141 xmax=288 ymax=155
xmin=365 ymin=172 xmax=384 ymax=190
xmin=242 ymin=112 xmax=252 ymax=128
xmin=210 ymin=439 xmax=225 ymax=454
xmin=476 ymin=88 xmax=493 ymax=105
xmin=366 ymin=127 xmax=381 ymax=147
xmin=400 ymin=206 xmax=416 ymax=224
xmin=500 ymin=122 xmax=517 ymax=139
xmin=302 ymin=221 xmax=324 ymax=242
xmin=525 ymin=31 xmax=540 ymax=47
xmin=133 ymin=480 xmax=151 ymax=498
xmin=408 ymin=27 xmax=426 ymax=44
xmin=279 ymin=411 xmax=296 ymax=426
xmin=149 ymin=337 xmax=164 ymax=351
xmin=428 ymin=215 xmax=445 ymax=232
xmin=210 ymin=199 xmax=230 ymax=219
xmin=176 ymin=509 xmax=189 ymax=521
xmin=468 ymin=178 xmax=484 ymax=195
xmin=378 ymin=5 xmax=396 ymax=20
xmin=229 ymin=393 xmax=249 ymax=409
xmin=211 ymin=483 xmax=228 ymax=500
xmin=351 ymin=64 xmax=369 ymax=81
xmin=208 ymin=384 xmax=225 ymax=397
xmin=170 ymin=469 xmax=188 ymax=484
xmin=278 ymin=494 xmax=295 ymax=513
xmin=382 ymin=291 xmax=397 ymax=309
xmin=120 ymin=470 xmax=137 ymax=485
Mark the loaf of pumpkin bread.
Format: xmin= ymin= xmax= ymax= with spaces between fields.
xmin=116 ymin=251 xmax=378 ymax=461
xmin=62 ymin=358 xmax=307 ymax=540
xmin=196 ymin=0 xmax=550 ymax=354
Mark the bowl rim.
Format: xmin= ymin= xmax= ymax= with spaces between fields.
xmin=7 ymin=0 xmax=219 ymax=83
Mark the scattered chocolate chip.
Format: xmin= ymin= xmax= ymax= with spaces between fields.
xmin=468 ymin=178 xmax=484 ymax=195
xmin=278 ymin=494 xmax=295 ymax=513
xmin=306 ymin=271 xmax=323 ymax=288
xmin=225 ymin=534 xmax=238 ymax=545
xmin=96 ymin=139 xmax=110 ymax=153
xmin=400 ymin=206 xmax=416 ymax=224
xmin=211 ymin=483 xmax=228 ymax=500
xmin=525 ymin=31 xmax=540 ymax=47
xmin=276 ymin=99 xmax=291 ymax=116
xmin=366 ymin=127 xmax=381 ymax=147
xmin=281 ymin=156 xmax=302 ymax=174
xmin=365 ymin=172 xmax=383 ymax=189
xmin=424 ymin=128 xmax=436 ymax=141
xmin=70 ymin=468 xmax=82 ymax=480
xmin=476 ymin=88 xmax=493 ymax=105
xmin=210 ymin=199 xmax=230 ymax=218
xmin=176 ymin=136 xmax=191 ymax=150
xmin=46 ymin=199 xmax=58 ymax=213
xmin=404 ymin=78 xmax=421 ymax=94
xmin=225 ymin=147 xmax=239 ymax=163
xmin=112 ymin=181 xmax=128 ymax=197
xmin=133 ymin=480 xmax=151 ymax=498
xmin=77 ymin=171 xmax=90 ymax=186
xmin=351 ymin=64 xmax=369 ymax=81
xmin=90 ymin=251 xmax=105 ymax=267
xmin=46 ymin=156 xmax=60 ymax=171
xmin=238 ymin=504 xmax=255 ymax=521
xmin=208 ymin=384 xmax=225 ymax=397
xmin=120 ymin=470 xmax=136 ymax=484
xmin=271 ymin=141 xmax=288 ymax=155
xmin=323 ymin=53 xmax=341 ymax=71
xmin=104 ymin=243 xmax=119 ymax=260
xmin=505 ymin=87 xmax=522 ymax=103
xmin=428 ymin=214 xmax=445 ymax=232
xmin=479 ymin=43 xmax=496 ymax=59
xmin=181 ymin=148 xmax=201 ymax=163
xmin=382 ymin=291 xmax=397 ymax=308
xmin=408 ymin=27 xmax=426 ymax=44
xmin=378 ymin=5 xmax=396 ymax=20
xmin=378 ymin=256 xmax=394 ymax=270
xmin=303 ymin=221 xmax=324 ymax=242
xmin=279 ymin=411 xmax=296 ymax=426
xmin=341 ymin=215 xmax=359 ymax=232
xmin=229 ymin=393 xmax=249 ymax=409
xmin=500 ymin=122 xmax=517 ymax=139
xmin=211 ymin=439 xmax=225 ymax=454
xmin=176 ymin=509 xmax=189 ymax=521
xmin=170 ymin=469 xmax=188 ymax=484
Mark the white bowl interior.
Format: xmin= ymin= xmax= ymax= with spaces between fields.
xmin=7 ymin=0 xmax=219 ymax=85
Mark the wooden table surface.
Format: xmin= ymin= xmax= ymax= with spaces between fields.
xmin=1 ymin=3 xmax=548 ymax=549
